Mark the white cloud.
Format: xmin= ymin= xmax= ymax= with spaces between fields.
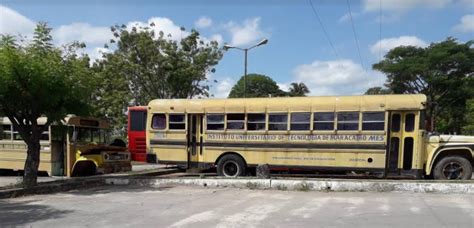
xmin=292 ymin=59 xmax=384 ymax=96
xmin=277 ymin=83 xmax=290 ymax=92
xmin=195 ymin=16 xmax=212 ymax=28
xmin=212 ymin=78 xmax=234 ymax=98
xmin=210 ymin=34 xmax=224 ymax=45
xmin=128 ymin=17 xmax=189 ymax=41
xmin=338 ymin=12 xmax=359 ymax=23
xmin=0 ymin=5 xmax=35 ymax=36
xmin=363 ymin=0 xmax=452 ymax=12
xmin=127 ymin=17 xmax=223 ymax=45
xmin=369 ymin=36 xmax=428 ymax=56
xmin=53 ymin=23 xmax=110 ymax=45
xmin=453 ymin=14 xmax=474 ymax=33
xmin=224 ymin=17 xmax=268 ymax=46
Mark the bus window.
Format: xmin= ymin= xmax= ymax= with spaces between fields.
xmin=151 ymin=114 xmax=166 ymax=130
xmin=391 ymin=114 xmax=401 ymax=132
xmin=362 ymin=112 xmax=385 ymax=131
xmin=207 ymin=114 xmax=224 ymax=130
xmin=227 ymin=114 xmax=245 ymax=130
xmin=290 ymin=113 xmax=310 ymax=130
xmin=405 ymin=113 xmax=415 ymax=132
xmin=247 ymin=113 xmax=265 ymax=131
xmin=313 ymin=112 xmax=334 ymax=130
xmin=130 ymin=110 xmax=147 ymax=131
xmin=1 ymin=125 xmax=11 ymax=140
xmin=337 ymin=112 xmax=359 ymax=131
xmin=403 ymin=137 xmax=414 ymax=170
xmin=40 ymin=131 xmax=50 ymax=141
xmin=169 ymin=114 xmax=185 ymax=130
xmin=268 ymin=113 xmax=288 ymax=131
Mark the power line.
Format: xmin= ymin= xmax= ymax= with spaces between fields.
xmin=379 ymin=0 xmax=383 ymax=86
xmin=308 ymin=0 xmax=339 ymax=59
xmin=346 ymin=0 xmax=364 ymax=70
xmin=379 ymin=0 xmax=382 ymax=62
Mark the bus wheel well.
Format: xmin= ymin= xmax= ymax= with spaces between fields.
xmin=71 ymin=161 xmax=97 ymax=177
xmin=432 ymin=149 xmax=473 ymax=172
xmin=215 ymin=152 xmax=248 ymax=168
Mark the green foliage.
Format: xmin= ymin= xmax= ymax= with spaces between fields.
xmin=288 ymin=82 xmax=310 ymax=97
xmin=228 ymin=74 xmax=286 ymax=98
xmin=461 ymin=99 xmax=474 ymax=135
xmin=0 ymin=23 xmax=93 ymax=186
xmin=92 ymin=24 xmax=223 ymax=133
xmin=364 ymin=86 xmax=392 ymax=95
xmin=373 ymin=37 xmax=474 ymax=134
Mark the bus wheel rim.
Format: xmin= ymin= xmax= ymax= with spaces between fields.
xmin=223 ymin=161 xmax=239 ymax=177
xmin=442 ymin=162 xmax=464 ymax=179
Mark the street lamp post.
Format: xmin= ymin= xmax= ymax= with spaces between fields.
xmin=224 ymin=39 xmax=268 ymax=98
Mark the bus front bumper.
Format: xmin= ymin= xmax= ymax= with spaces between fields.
xmin=97 ymin=162 xmax=132 ymax=174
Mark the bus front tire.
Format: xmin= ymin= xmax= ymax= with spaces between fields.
xmin=433 ymin=156 xmax=472 ymax=180
xmin=217 ymin=154 xmax=246 ymax=177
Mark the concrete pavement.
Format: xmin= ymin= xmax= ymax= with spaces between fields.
xmin=1 ymin=185 xmax=473 ymax=227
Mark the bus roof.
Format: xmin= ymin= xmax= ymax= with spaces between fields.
xmin=128 ymin=106 xmax=147 ymax=111
xmin=148 ymin=94 xmax=427 ymax=113
xmin=0 ymin=115 xmax=109 ymax=128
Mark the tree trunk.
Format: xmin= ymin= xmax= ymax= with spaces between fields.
xmin=23 ymin=139 xmax=41 ymax=188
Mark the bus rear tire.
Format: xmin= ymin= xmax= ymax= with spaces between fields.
xmin=433 ymin=156 xmax=472 ymax=180
xmin=217 ymin=154 xmax=246 ymax=177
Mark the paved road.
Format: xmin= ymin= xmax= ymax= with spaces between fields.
xmin=1 ymin=185 xmax=472 ymax=227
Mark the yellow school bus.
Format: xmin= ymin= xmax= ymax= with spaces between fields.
xmin=145 ymin=94 xmax=474 ymax=180
xmin=0 ymin=116 xmax=131 ymax=177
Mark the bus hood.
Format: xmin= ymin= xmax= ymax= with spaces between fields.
xmin=438 ymin=135 xmax=474 ymax=143
xmin=79 ymin=145 xmax=127 ymax=155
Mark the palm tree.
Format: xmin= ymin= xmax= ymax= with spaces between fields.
xmin=288 ymin=82 xmax=310 ymax=97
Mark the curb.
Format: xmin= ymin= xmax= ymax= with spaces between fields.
xmin=105 ymin=177 xmax=474 ymax=194
xmin=0 ymin=168 xmax=179 ymax=199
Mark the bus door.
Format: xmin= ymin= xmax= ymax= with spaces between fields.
xmin=386 ymin=111 xmax=417 ymax=176
xmin=187 ymin=114 xmax=203 ymax=168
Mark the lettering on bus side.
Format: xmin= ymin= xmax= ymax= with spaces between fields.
xmin=206 ymin=133 xmax=385 ymax=143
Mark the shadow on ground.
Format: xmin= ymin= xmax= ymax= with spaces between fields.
xmin=0 ymin=200 xmax=74 ymax=226
xmin=64 ymin=184 xmax=177 ymax=196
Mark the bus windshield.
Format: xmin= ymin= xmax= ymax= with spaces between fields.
xmin=74 ymin=127 xmax=111 ymax=144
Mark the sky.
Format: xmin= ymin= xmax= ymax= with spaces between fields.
xmin=1 ymin=0 xmax=473 ymax=98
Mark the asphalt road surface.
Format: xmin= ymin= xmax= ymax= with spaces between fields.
xmin=1 ymin=185 xmax=473 ymax=227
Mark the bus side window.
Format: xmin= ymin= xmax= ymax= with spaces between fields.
xmin=313 ymin=112 xmax=334 ymax=130
xmin=169 ymin=114 xmax=185 ymax=130
xmin=290 ymin=113 xmax=310 ymax=130
xmin=247 ymin=113 xmax=266 ymax=131
xmin=337 ymin=112 xmax=359 ymax=131
xmin=40 ymin=130 xmax=50 ymax=141
xmin=268 ymin=113 xmax=288 ymax=131
xmin=362 ymin=112 xmax=385 ymax=131
xmin=227 ymin=114 xmax=245 ymax=130
xmin=1 ymin=125 xmax=11 ymax=140
xmin=151 ymin=114 xmax=166 ymax=130
xmin=207 ymin=114 xmax=224 ymax=130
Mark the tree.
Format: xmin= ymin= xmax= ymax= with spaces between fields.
xmin=373 ymin=38 xmax=473 ymax=133
xmin=0 ymin=23 xmax=93 ymax=187
xmin=463 ymin=99 xmax=474 ymax=135
xmin=228 ymin=74 xmax=286 ymax=98
xmin=364 ymin=86 xmax=391 ymax=95
xmin=92 ymin=24 xmax=223 ymax=133
xmin=288 ymin=82 xmax=310 ymax=97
